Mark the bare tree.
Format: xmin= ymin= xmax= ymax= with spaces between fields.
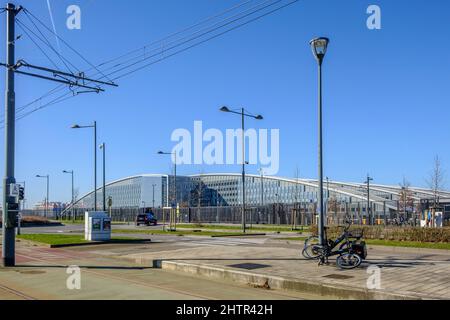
xmin=399 ymin=176 xmax=414 ymax=220
xmin=426 ymin=155 xmax=446 ymax=206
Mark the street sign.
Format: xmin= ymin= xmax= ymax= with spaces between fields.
xmin=9 ymin=183 xmax=19 ymax=197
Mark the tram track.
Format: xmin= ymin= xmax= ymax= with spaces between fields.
xmin=9 ymin=248 xmax=308 ymax=300
xmin=0 ymin=283 xmax=37 ymax=300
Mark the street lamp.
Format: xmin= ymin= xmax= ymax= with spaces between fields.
xmin=158 ymin=151 xmax=177 ymax=208
xmin=99 ymin=143 xmax=106 ymax=212
xmin=152 ymin=184 xmax=156 ymax=208
xmin=71 ymin=121 xmax=97 ymax=211
xmin=259 ymin=168 xmax=265 ymax=207
xmin=310 ymin=37 xmax=329 ymax=246
xmin=365 ymin=174 xmax=374 ymax=225
xmin=220 ymin=106 xmax=263 ymax=233
xmin=62 ymin=170 xmax=74 ymax=220
xmin=36 ymin=175 xmax=49 ymax=218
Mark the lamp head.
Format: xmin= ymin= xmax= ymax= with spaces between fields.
xmin=255 ymin=115 xmax=263 ymax=120
xmin=310 ymin=37 xmax=329 ymax=63
xmin=220 ymin=106 xmax=231 ymax=113
xmin=71 ymin=124 xmax=81 ymax=129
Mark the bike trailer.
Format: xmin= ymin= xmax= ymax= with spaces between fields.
xmin=352 ymin=241 xmax=367 ymax=259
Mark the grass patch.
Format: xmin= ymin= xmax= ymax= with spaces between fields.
xmin=17 ymin=234 xmax=138 ymax=246
xmin=112 ymin=229 xmax=247 ymax=237
xmin=18 ymin=234 xmax=89 ymax=246
xmin=365 ymin=239 xmax=450 ymax=250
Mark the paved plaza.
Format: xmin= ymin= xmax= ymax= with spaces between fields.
xmin=1 ymin=225 xmax=450 ymax=300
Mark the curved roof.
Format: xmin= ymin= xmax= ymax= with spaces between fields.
xmin=64 ymin=173 xmax=449 ymax=214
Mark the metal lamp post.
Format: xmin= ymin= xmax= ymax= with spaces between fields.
xmin=152 ymin=184 xmax=156 ymax=208
xmin=259 ymin=168 xmax=265 ymax=207
xmin=36 ymin=175 xmax=49 ymax=218
xmin=310 ymin=37 xmax=329 ymax=246
xmin=62 ymin=170 xmax=74 ymax=220
xmin=100 ymin=143 xmax=106 ymax=212
xmin=158 ymin=151 xmax=177 ymax=208
xmin=220 ymin=106 xmax=263 ymax=233
xmin=71 ymin=122 xmax=97 ymax=211
xmin=365 ymin=174 xmax=374 ymax=225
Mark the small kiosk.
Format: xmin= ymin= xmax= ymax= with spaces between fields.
xmin=85 ymin=212 xmax=111 ymax=241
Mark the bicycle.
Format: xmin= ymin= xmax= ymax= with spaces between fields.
xmin=302 ymin=221 xmax=367 ymax=269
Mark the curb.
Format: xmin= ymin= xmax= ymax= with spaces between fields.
xmin=149 ymin=259 xmax=435 ymax=300
xmin=17 ymin=238 xmax=151 ymax=249
xmin=211 ymin=233 xmax=266 ymax=238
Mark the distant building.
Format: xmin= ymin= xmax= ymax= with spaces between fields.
xmin=33 ymin=201 xmax=67 ymax=213
xmin=66 ymin=173 xmax=450 ymax=223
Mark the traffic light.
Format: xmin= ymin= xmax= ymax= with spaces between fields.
xmin=6 ymin=202 xmax=19 ymax=228
xmin=18 ymin=186 xmax=24 ymax=201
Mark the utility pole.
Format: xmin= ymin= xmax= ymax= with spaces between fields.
xmin=2 ymin=3 xmax=21 ymax=267
xmin=158 ymin=151 xmax=177 ymax=208
xmin=1 ymin=3 xmax=116 ymax=267
xmin=152 ymin=184 xmax=156 ymax=208
xmin=220 ymin=106 xmax=262 ymax=233
xmin=63 ymin=170 xmax=74 ymax=220
xmin=259 ymin=168 xmax=264 ymax=207
xmin=241 ymin=108 xmax=246 ymax=233
xmin=100 ymin=143 xmax=106 ymax=211
xmin=36 ymin=175 xmax=49 ymax=217
xmin=365 ymin=174 xmax=373 ymax=225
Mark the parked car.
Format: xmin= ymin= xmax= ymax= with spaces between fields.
xmin=136 ymin=212 xmax=157 ymax=226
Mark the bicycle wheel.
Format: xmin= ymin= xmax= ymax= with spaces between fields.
xmin=336 ymin=253 xmax=362 ymax=269
xmin=302 ymin=236 xmax=321 ymax=259
xmin=302 ymin=244 xmax=324 ymax=260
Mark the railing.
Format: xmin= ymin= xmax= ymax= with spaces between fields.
xmin=11 ymin=200 xmax=449 ymax=226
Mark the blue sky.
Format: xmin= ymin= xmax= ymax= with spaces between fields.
xmin=0 ymin=0 xmax=449 ymax=206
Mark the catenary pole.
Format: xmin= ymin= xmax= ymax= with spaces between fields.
xmin=2 ymin=3 xmax=19 ymax=267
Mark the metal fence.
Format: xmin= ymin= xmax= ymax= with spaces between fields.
xmin=15 ymin=199 xmax=449 ymax=226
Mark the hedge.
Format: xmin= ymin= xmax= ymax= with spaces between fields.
xmin=310 ymin=225 xmax=450 ymax=243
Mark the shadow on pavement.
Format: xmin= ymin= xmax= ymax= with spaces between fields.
xmin=14 ymin=265 xmax=153 ymax=270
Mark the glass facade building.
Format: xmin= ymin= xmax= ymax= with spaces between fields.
xmin=71 ymin=173 xmax=450 ymax=220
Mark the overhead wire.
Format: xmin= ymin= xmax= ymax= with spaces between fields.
xmin=21 ymin=11 xmax=78 ymax=74
xmin=87 ymin=0 xmax=281 ymax=80
xmin=1 ymin=0 xmax=299 ymax=127
xmin=23 ymin=8 xmax=114 ymax=83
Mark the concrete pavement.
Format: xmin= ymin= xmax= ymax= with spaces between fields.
xmin=108 ymin=235 xmax=450 ymax=300
xmin=0 ymin=240 xmax=324 ymax=300
xmin=2 ymin=224 xmax=450 ymax=300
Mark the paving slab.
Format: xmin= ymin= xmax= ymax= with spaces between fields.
xmin=113 ymin=236 xmax=450 ymax=300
